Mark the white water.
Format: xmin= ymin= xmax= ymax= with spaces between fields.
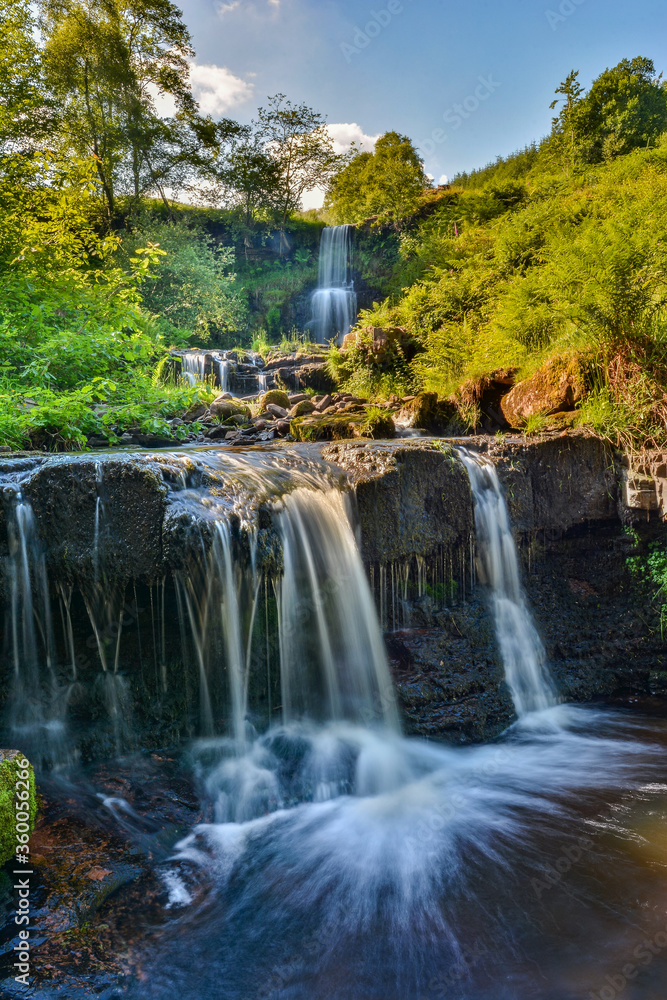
xmin=182 ymin=352 xmax=207 ymax=386
xmin=275 ymin=487 xmax=398 ymax=730
xmin=215 ymin=355 xmax=230 ymax=394
xmin=459 ymin=449 xmax=558 ymax=715
xmin=309 ymin=225 xmax=358 ymax=344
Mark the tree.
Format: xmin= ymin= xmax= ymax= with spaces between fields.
xmin=217 ymin=126 xmax=282 ymax=226
xmin=548 ymin=58 xmax=667 ymax=169
xmin=325 ymin=132 xmax=426 ymax=227
xmin=38 ymin=0 xmax=217 ymax=218
xmin=580 ymin=57 xmax=667 ymax=161
xmin=255 ymin=94 xmax=338 ymax=225
xmin=549 ymin=70 xmax=585 ymax=172
xmin=0 ymin=0 xmax=54 ymax=157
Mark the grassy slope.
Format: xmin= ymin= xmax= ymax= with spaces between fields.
xmin=354 ymin=138 xmax=667 ymax=446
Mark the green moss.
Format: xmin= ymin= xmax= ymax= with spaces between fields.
xmin=0 ymin=752 xmax=37 ymax=866
xmin=291 ymin=414 xmax=361 ymax=442
xmin=260 ymin=389 xmax=291 ymax=412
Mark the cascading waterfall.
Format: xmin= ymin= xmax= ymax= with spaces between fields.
xmin=4 ymin=449 xmax=667 ymax=1000
xmin=275 ymin=487 xmax=398 ymax=730
xmin=181 ymin=352 xmax=207 ymax=386
xmin=459 ymin=449 xmax=557 ymax=715
xmin=5 ymin=492 xmax=66 ymax=765
xmin=215 ymin=355 xmax=230 ymax=394
xmin=309 ymin=225 xmax=358 ymax=344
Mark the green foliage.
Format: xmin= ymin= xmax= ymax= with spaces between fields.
xmin=117 ymin=217 xmax=246 ymax=336
xmin=37 ymin=0 xmax=215 ymax=216
xmin=359 ymin=125 xmax=667 ymax=445
xmin=326 ymin=132 xmax=427 ymax=227
xmin=627 ymin=536 xmax=667 ymax=635
xmin=0 ymin=755 xmax=37 ymax=866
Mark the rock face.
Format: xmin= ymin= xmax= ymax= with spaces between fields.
xmin=500 ymin=356 xmax=586 ymax=428
xmin=0 ymin=434 xmax=665 ymax=752
xmin=324 ymin=441 xmax=473 ymax=564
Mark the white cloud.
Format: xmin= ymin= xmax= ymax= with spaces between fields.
xmin=326 ymin=122 xmax=379 ymax=154
xmin=216 ymin=1 xmax=240 ymax=13
xmin=439 ymin=173 xmax=449 ymax=185
xmin=189 ymin=63 xmax=254 ymax=116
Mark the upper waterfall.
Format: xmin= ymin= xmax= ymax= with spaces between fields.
xmin=309 ymin=225 xmax=358 ymax=344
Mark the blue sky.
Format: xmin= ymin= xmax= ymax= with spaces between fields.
xmin=179 ymin=0 xmax=667 ymax=203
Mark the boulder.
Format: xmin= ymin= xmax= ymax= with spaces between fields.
xmin=501 ymin=356 xmax=586 ymax=429
xmin=314 ymin=394 xmax=333 ymax=412
xmin=209 ymin=397 xmax=249 ymax=420
xmin=266 ymin=403 xmax=288 ymax=419
xmin=341 ymin=326 xmax=416 ymax=362
xmin=289 ymin=399 xmax=316 ymax=417
xmin=260 ymin=390 xmax=291 ymax=412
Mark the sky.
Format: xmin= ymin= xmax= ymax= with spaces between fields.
xmin=177 ymin=0 xmax=667 ymax=207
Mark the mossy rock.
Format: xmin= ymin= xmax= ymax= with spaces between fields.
xmin=501 ymin=353 xmax=591 ymax=428
xmin=291 ymin=410 xmax=395 ymax=442
xmin=289 ymin=399 xmax=316 ymax=418
xmin=260 ymin=390 xmax=291 ymax=412
xmin=0 ymin=751 xmax=37 ymax=866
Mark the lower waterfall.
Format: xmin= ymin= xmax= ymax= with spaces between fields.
xmin=2 ymin=446 xmax=667 ymax=999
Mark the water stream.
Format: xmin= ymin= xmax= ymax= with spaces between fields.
xmin=1 ymin=446 xmax=666 ymax=997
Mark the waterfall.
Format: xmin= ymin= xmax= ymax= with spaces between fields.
xmin=5 ymin=493 xmax=66 ymax=765
xmin=258 ymin=372 xmax=268 ymax=393
xmin=459 ymin=449 xmax=557 ymax=716
xmin=309 ymin=225 xmax=358 ymax=344
xmin=275 ymin=488 xmax=398 ymax=730
xmin=182 ymin=352 xmax=206 ymax=386
xmin=216 ymin=356 xmax=230 ymax=394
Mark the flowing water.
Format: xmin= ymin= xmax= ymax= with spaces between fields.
xmin=1 ymin=446 xmax=667 ymax=998
xmin=459 ymin=448 xmax=558 ymax=716
xmin=309 ymin=225 xmax=358 ymax=344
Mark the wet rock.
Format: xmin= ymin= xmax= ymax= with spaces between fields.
xmin=275 ymin=420 xmax=291 ymax=436
xmin=324 ymin=441 xmax=473 ymax=564
xmin=21 ymin=458 xmax=168 ymax=585
xmin=266 ymin=403 xmax=288 ymax=419
xmin=500 ymin=356 xmax=587 ymax=428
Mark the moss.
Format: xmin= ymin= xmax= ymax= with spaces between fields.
xmin=0 ymin=752 xmax=37 ymax=866
xmin=291 ymin=414 xmax=360 ymax=442
xmin=259 ymin=390 xmax=291 ymax=412
xmin=362 ymin=407 xmax=396 ymax=439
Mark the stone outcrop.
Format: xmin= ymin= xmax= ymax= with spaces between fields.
xmin=500 ymin=356 xmax=586 ymax=428
xmin=0 ymin=434 xmax=665 ymax=751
